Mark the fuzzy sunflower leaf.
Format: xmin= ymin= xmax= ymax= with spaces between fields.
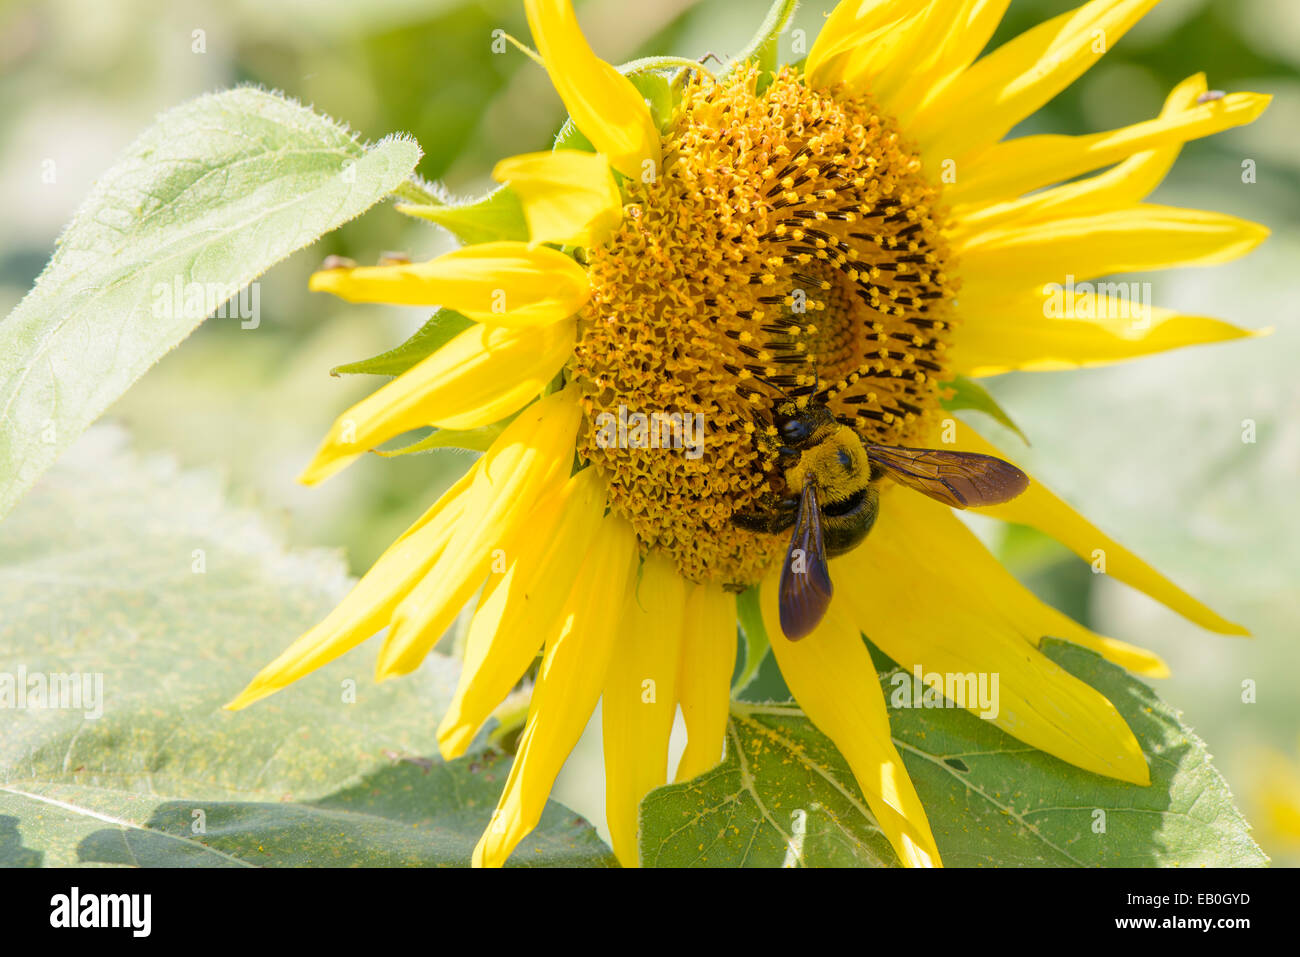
xmin=395 ymin=186 xmax=529 ymax=245
xmin=0 ymin=752 xmax=613 ymax=868
xmin=330 ymin=307 xmax=475 ymax=377
xmin=641 ymin=640 xmax=1266 ymax=867
xmin=391 ymin=177 xmax=445 ymax=207
xmin=0 ymin=750 xmax=615 ymax=868
xmin=0 ymin=87 xmax=422 ymax=523
xmin=641 ymin=710 xmax=899 ymax=866
xmin=0 ymin=427 xmax=614 ymax=868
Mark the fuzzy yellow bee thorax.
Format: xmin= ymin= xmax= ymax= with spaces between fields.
xmin=783 ymin=424 xmax=872 ymax=506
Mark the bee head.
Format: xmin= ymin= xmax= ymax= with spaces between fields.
xmin=773 ymin=399 xmax=837 ymax=449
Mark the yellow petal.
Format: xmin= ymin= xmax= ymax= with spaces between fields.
xmin=493 ymin=150 xmax=622 ymax=248
xmin=951 ymin=73 xmax=1209 ymax=237
xmin=603 ymin=553 xmax=687 ymax=867
xmin=524 ymin=0 xmax=661 ymax=180
xmin=437 ymin=466 xmax=608 ymax=759
xmin=1252 ymin=748 xmax=1300 ymax=843
xmin=957 ymin=205 xmax=1269 ymax=289
xmin=674 ymin=582 xmax=737 ymax=783
xmin=472 ymin=514 xmax=638 ymax=867
xmin=309 ymin=241 xmax=589 ymax=326
xmin=806 ymin=0 xmax=894 ymax=87
xmin=951 ymin=83 xmax=1271 ymax=206
xmin=944 ymin=420 xmax=1249 ymax=636
xmin=878 ymin=468 xmax=1169 ymax=676
xmin=806 ymin=1 xmax=927 ymax=95
xmin=759 ymin=583 xmax=943 ymax=867
xmin=298 ymin=318 xmax=575 ymax=486
xmin=836 ymin=488 xmax=1151 ymax=784
xmin=887 ymin=1 xmax=1012 ymax=122
xmin=950 ymin=291 xmax=1262 ymax=377
xmin=223 ymin=466 xmax=475 ymax=711
xmin=911 ymin=0 xmax=1161 ymax=162
xmin=376 ymin=387 xmax=583 ymax=680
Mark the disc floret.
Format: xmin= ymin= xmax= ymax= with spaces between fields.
xmin=572 ymin=67 xmax=957 ymax=586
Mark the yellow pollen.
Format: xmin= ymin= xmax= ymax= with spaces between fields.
xmin=569 ymin=66 xmax=958 ymax=586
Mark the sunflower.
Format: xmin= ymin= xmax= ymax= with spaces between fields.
xmin=226 ymin=0 xmax=1270 ymax=868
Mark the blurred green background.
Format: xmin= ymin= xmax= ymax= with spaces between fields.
xmin=2 ymin=0 xmax=1297 ymax=863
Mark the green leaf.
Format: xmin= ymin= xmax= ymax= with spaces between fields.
xmin=391 ymin=176 xmax=445 ymax=207
xmin=941 ymin=374 xmax=1030 ymax=444
xmin=0 ymin=427 xmax=614 ymax=867
xmin=0 ymin=754 xmax=613 ymax=868
xmin=376 ymin=418 xmax=513 ymax=457
xmin=641 ymin=639 xmax=1266 ymax=867
xmin=395 ymin=185 xmax=529 ymax=245
xmin=331 ymin=307 xmax=474 ymax=376
xmin=0 ymin=87 xmax=422 ymax=523
xmin=640 ymin=711 xmax=898 ymax=867
xmin=732 ymin=586 xmax=770 ymax=693
xmin=726 ymin=0 xmax=799 ymax=85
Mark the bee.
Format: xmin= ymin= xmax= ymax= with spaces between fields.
xmin=733 ymin=396 xmax=1029 ymax=640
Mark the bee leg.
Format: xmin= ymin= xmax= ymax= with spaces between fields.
xmin=732 ymin=512 xmax=773 ymax=532
xmin=732 ymin=497 xmax=799 ymax=534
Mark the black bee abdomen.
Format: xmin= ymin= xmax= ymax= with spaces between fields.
xmin=823 ymin=484 xmax=880 ymax=556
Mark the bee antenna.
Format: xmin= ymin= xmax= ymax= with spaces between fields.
xmin=753 ymin=373 xmax=792 ymax=399
xmin=808 ymin=366 xmax=829 ymax=402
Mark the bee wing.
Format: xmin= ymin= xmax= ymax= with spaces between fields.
xmin=778 ymin=479 xmax=834 ymax=640
xmin=865 ymin=445 xmax=1029 ymax=509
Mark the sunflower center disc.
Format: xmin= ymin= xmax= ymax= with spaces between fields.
xmin=571 ymin=67 xmax=957 ymax=588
